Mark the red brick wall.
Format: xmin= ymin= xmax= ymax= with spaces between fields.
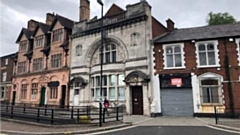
xmin=152 ymin=17 xmax=167 ymax=38
xmin=154 ymin=38 xmax=240 ymax=113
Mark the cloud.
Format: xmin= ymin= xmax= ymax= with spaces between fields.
xmin=0 ymin=0 xmax=239 ymax=56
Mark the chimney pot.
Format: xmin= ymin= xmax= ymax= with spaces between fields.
xmin=166 ymin=18 xmax=175 ymax=32
xmin=79 ymin=0 xmax=90 ymax=21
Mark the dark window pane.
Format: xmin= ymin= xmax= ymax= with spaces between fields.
xmin=105 ymin=52 xmax=110 ymax=63
xmin=166 ymin=55 xmax=173 ymax=67
xmin=207 ymin=44 xmax=214 ymax=50
xmin=199 ymin=52 xmax=207 ymax=65
xmin=166 ymin=47 xmax=173 ymax=54
xmin=111 ymin=44 xmax=116 ymax=50
xmin=112 ymin=51 xmax=116 ymax=62
xmin=106 ymin=44 xmax=111 ymax=51
xmin=175 ymin=54 xmax=182 ymax=67
xmin=198 ymin=44 xmax=205 ymax=51
xmin=208 ymin=52 xmax=215 ymax=65
xmin=201 ymin=80 xmax=218 ymax=85
xmin=103 ymin=88 xmax=107 ymax=97
xmin=174 ymin=46 xmax=181 ymax=53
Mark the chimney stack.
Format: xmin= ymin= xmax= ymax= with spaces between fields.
xmin=166 ymin=18 xmax=175 ymax=32
xmin=79 ymin=0 xmax=90 ymax=21
xmin=46 ymin=13 xmax=55 ymax=25
xmin=27 ymin=20 xmax=38 ymax=31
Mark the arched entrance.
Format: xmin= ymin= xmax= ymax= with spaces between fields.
xmin=39 ymin=86 xmax=46 ymax=106
xmin=125 ymin=70 xmax=150 ymax=115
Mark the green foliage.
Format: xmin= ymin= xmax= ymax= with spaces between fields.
xmin=206 ymin=12 xmax=237 ymax=25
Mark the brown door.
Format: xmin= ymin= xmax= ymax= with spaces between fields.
xmin=132 ymin=86 xmax=143 ymax=115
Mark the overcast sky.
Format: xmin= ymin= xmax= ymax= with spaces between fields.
xmin=0 ymin=0 xmax=239 ymax=57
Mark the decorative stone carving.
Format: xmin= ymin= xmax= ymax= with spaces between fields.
xmin=39 ymin=75 xmax=49 ymax=83
xmin=131 ymin=32 xmax=140 ymax=46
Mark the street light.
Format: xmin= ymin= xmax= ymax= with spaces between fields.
xmin=97 ymin=0 xmax=104 ymax=127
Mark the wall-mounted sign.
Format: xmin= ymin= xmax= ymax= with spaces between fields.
xmin=171 ymin=78 xmax=182 ymax=86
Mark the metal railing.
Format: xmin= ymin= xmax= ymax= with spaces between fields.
xmin=0 ymin=102 xmax=124 ymax=127
xmin=214 ymin=106 xmax=240 ymax=126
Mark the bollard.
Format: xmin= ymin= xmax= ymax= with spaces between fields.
xmin=10 ymin=105 xmax=13 ymax=118
xmin=23 ymin=104 xmax=26 ymax=113
xmin=71 ymin=106 xmax=74 ymax=119
xmin=214 ymin=106 xmax=218 ymax=124
xmin=116 ymin=107 xmax=119 ymax=121
xmin=37 ymin=108 xmax=40 ymax=122
xmin=51 ymin=109 xmax=54 ymax=124
xmin=44 ymin=105 xmax=47 ymax=116
xmin=99 ymin=102 xmax=102 ymax=127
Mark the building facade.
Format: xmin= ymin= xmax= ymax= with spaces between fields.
xmin=0 ymin=53 xmax=15 ymax=102
xmin=11 ymin=13 xmax=74 ymax=107
xmin=153 ymin=22 xmax=240 ymax=117
xmin=69 ymin=0 xmax=167 ymax=115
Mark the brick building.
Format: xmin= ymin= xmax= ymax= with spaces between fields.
xmin=153 ymin=21 xmax=240 ymax=117
xmin=0 ymin=53 xmax=15 ymax=102
xmin=11 ymin=13 xmax=74 ymax=107
xmin=69 ymin=0 xmax=167 ymax=115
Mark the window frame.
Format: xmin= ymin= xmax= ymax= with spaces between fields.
xmin=99 ymin=43 xmax=117 ymax=64
xmin=52 ymin=28 xmax=63 ymax=42
xmin=195 ymin=40 xmax=219 ymax=68
xmin=2 ymin=72 xmax=7 ymax=82
xmin=91 ymin=73 xmax=125 ymax=101
xmin=21 ymin=84 xmax=28 ymax=99
xmin=163 ymin=43 xmax=185 ymax=69
xmin=19 ymin=40 xmax=28 ymax=52
xmin=32 ymin=58 xmax=43 ymax=71
xmin=5 ymin=58 xmax=8 ymax=65
xmin=50 ymin=87 xmax=58 ymax=99
xmin=51 ymin=53 xmax=62 ymax=68
xmin=35 ymin=35 xmax=45 ymax=48
xmin=31 ymin=83 xmax=38 ymax=100
xmin=236 ymin=38 xmax=240 ymax=66
xmin=18 ymin=61 xmax=26 ymax=74
xmin=198 ymin=73 xmax=223 ymax=105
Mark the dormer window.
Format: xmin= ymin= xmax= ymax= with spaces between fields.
xmin=19 ymin=40 xmax=28 ymax=51
xmin=52 ymin=28 xmax=63 ymax=42
xmin=35 ymin=35 xmax=44 ymax=48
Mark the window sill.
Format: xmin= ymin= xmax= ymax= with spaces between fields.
xmin=197 ymin=65 xmax=220 ymax=68
xmin=201 ymin=103 xmax=223 ymax=106
xmin=163 ymin=67 xmax=185 ymax=70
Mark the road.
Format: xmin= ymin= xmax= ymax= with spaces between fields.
xmin=93 ymin=126 xmax=240 ymax=135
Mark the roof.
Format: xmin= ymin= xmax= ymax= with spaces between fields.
xmin=104 ymin=4 xmax=125 ymax=17
xmin=32 ymin=22 xmax=50 ymax=36
xmin=15 ymin=28 xmax=34 ymax=43
xmin=49 ymin=14 xmax=74 ymax=30
xmin=154 ymin=23 xmax=240 ymax=43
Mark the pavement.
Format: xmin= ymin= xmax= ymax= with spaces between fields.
xmin=0 ymin=115 xmax=240 ymax=135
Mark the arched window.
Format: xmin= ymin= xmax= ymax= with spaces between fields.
xmin=131 ymin=32 xmax=140 ymax=46
xmin=76 ymin=45 xmax=82 ymax=56
xmin=99 ymin=43 xmax=117 ymax=63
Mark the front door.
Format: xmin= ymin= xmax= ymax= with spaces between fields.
xmin=12 ymin=91 xmax=16 ymax=105
xmin=39 ymin=87 xmax=46 ymax=106
xmin=60 ymin=85 xmax=66 ymax=108
xmin=73 ymin=89 xmax=79 ymax=106
xmin=132 ymin=86 xmax=143 ymax=115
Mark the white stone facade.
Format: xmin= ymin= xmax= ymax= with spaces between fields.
xmin=69 ymin=1 xmax=159 ymax=116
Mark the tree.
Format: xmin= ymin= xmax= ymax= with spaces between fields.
xmin=206 ymin=12 xmax=237 ymax=25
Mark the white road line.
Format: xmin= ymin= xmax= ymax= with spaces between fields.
xmin=206 ymin=125 xmax=240 ymax=134
xmin=81 ymin=125 xmax=138 ymax=135
xmin=133 ymin=117 xmax=153 ymax=124
xmin=195 ymin=117 xmax=209 ymax=124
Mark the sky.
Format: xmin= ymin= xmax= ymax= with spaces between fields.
xmin=0 ymin=0 xmax=239 ymax=57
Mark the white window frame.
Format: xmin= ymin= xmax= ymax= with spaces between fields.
xmin=2 ymin=72 xmax=7 ymax=82
xmin=5 ymin=58 xmax=8 ymax=65
xmin=195 ymin=40 xmax=220 ymax=68
xmin=236 ymin=38 xmax=240 ymax=66
xmin=198 ymin=72 xmax=223 ymax=105
xmin=163 ymin=43 xmax=185 ymax=69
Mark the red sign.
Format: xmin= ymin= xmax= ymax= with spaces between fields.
xmin=171 ymin=78 xmax=182 ymax=86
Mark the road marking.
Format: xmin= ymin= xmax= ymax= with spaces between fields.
xmin=133 ymin=117 xmax=153 ymax=124
xmin=206 ymin=125 xmax=240 ymax=134
xmin=81 ymin=125 xmax=138 ymax=135
xmin=195 ymin=117 xmax=209 ymax=124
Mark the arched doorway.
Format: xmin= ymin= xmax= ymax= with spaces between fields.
xmin=39 ymin=86 xmax=46 ymax=106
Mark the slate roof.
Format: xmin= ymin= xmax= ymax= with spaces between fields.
xmin=15 ymin=28 xmax=34 ymax=43
xmin=154 ymin=23 xmax=240 ymax=44
xmin=49 ymin=14 xmax=74 ymax=30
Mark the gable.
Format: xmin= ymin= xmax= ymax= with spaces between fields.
xmin=35 ymin=28 xmax=44 ymax=37
xmin=105 ymin=4 xmax=124 ymax=17
xmin=20 ymin=34 xmax=27 ymax=42
xmin=52 ymin=21 xmax=63 ymax=31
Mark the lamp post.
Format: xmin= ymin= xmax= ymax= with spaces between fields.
xmin=97 ymin=0 xmax=104 ymax=127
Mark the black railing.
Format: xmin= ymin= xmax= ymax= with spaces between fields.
xmin=1 ymin=102 xmax=124 ymax=127
xmin=214 ymin=106 xmax=240 ymax=126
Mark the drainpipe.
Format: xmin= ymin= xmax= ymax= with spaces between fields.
xmin=223 ymin=39 xmax=235 ymax=117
